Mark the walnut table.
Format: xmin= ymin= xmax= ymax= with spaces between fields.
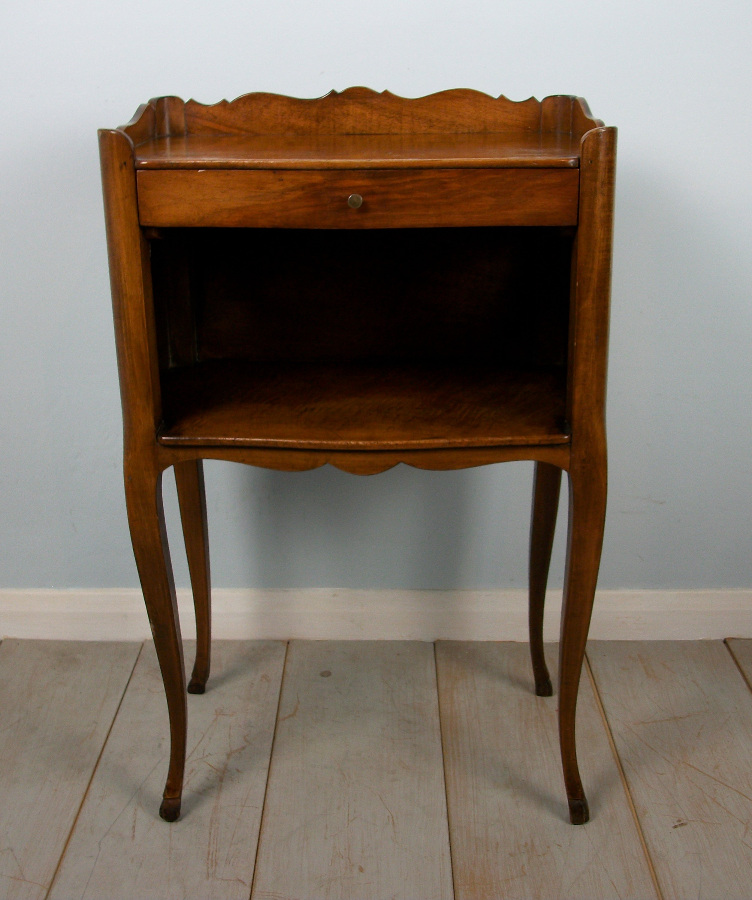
xmin=98 ymin=88 xmax=616 ymax=824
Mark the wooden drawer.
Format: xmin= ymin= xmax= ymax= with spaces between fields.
xmin=137 ymin=168 xmax=579 ymax=229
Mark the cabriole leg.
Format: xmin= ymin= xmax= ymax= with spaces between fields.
xmin=528 ymin=462 xmax=562 ymax=696
xmin=174 ymin=459 xmax=211 ymax=694
xmin=558 ymin=460 xmax=607 ymax=824
xmin=125 ymin=459 xmax=187 ymax=822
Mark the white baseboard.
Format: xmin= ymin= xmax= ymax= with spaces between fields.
xmin=0 ymin=588 xmax=750 ymax=641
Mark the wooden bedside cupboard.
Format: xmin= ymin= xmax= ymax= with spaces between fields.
xmin=98 ymin=88 xmax=617 ymax=825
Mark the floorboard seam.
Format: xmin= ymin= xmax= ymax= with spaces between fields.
xmin=433 ymin=642 xmax=457 ymax=900
xmin=43 ymin=641 xmax=144 ymax=900
xmin=584 ymin=650 xmax=665 ymax=900
xmin=724 ymin=638 xmax=752 ymax=694
xmin=249 ymin=639 xmax=290 ymax=900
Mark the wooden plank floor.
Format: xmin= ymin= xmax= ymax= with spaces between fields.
xmin=49 ymin=641 xmax=285 ymax=900
xmin=0 ymin=639 xmax=750 ymax=900
xmin=588 ymin=641 xmax=752 ymax=900
xmin=0 ymin=640 xmax=141 ymax=900
xmin=437 ymin=642 xmax=657 ymax=899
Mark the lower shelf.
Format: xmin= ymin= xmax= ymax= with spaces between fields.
xmin=158 ymin=360 xmax=569 ymax=451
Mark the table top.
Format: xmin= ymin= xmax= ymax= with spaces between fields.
xmin=114 ymin=89 xmax=603 ymax=172
xmin=133 ymin=132 xmax=582 ymax=170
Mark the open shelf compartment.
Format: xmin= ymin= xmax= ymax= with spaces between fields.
xmin=150 ymin=225 xmax=573 ymax=453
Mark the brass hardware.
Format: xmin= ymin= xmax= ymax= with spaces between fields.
xmin=347 ymin=193 xmax=363 ymax=209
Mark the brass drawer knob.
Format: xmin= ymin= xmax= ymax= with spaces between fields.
xmin=347 ymin=193 xmax=363 ymax=209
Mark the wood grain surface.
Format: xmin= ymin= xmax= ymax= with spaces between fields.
xmin=588 ymin=641 xmax=752 ymax=900
xmin=251 ymin=641 xmax=453 ymax=900
xmin=159 ymin=361 xmax=568 ymax=450
xmin=122 ymin=90 xmax=601 ymax=146
xmin=0 ymin=640 xmax=140 ymax=900
xmin=49 ymin=641 xmax=285 ymax=900
xmin=137 ymin=168 xmax=579 ymax=229
xmin=177 ymin=89 xmax=597 ymax=137
xmin=134 ymin=132 xmax=581 ymax=169
xmin=436 ymin=641 xmax=657 ymax=900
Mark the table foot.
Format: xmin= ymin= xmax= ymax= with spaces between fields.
xmin=159 ymin=796 xmax=182 ymax=822
xmin=187 ymin=677 xmax=206 ymax=694
xmin=568 ymin=796 xmax=590 ymax=825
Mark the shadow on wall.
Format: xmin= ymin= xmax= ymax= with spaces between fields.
xmin=205 ymin=458 xmax=542 ymax=593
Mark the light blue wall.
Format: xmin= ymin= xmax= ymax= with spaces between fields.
xmin=1 ymin=0 xmax=750 ymax=590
